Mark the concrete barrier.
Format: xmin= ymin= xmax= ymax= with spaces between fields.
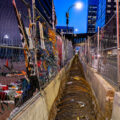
xmin=82 ymin=63 xmax=115 ymax=120
xmin=10 ymin=57 xmax=115 ymax=120
xmin=112 ymin=92 xmax=120 ymax=120
xmin=10 ymin=58 xmax=74 ymax=120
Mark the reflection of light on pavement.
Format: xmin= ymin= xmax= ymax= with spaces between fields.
xmin=77 ymin=116 xmax=80 ymax=120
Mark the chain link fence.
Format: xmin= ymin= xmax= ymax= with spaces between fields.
xmin=0 ymin=0 xmax=73 ymax=119
xmin=79 ymin=13 xmax=118 ymax=89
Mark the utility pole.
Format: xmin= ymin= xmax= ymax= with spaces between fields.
xmin=116 ymin=0 xmax=120 ymax=90
xmin=66 ymin=12 xmax=69 ymax=33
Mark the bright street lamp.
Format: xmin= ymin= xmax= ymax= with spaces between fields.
xmin=4 ymin=34 xmax=9 ymax=39
xmin=66 ymin=2 xmax=83 ymax=33
xmin=75 ymin=2 xmax=83 ymax=10
xmin=75 ymin=28 xmax=79 ymax=32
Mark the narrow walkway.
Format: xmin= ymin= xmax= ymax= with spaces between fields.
xmin=55 ymin=56 xmax=97 ymax=120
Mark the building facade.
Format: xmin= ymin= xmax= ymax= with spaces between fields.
xmin=56 ymin=26 xmax=74 ymax=34
xmin=96 ymin=0 xmax=119 ymax=31
xmin=35 ymin=0 xmax=52 ymax=25
xmin=87 ymin=0 xmax=98 ymax=33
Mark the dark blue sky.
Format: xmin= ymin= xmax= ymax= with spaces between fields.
xmin=54 ymin=0 xmax=88 ymax=33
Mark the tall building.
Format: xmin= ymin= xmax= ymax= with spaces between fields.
xmin=96 ymin=0 xmax=119 ymax=31
xmin=35 ymin=0 xmax=52 ymax=25
xmin=87 ymin=0 xmax=98 ymax=33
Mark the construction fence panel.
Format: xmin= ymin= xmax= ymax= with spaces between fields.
xmin=79 ymin=13 xmax=118 ymax=89
xmin=0 ymin=0 xmax=74 ymax=118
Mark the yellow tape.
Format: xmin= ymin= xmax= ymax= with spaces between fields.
xmin=36 ymin=16 xmax=40 ymax=21
xmin=29 ymin=24 xmax=32 ymax=36
xmin=43 ymin=61 xmax=47 ymax=71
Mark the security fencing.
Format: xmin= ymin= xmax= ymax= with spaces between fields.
xmin=0 ymin=0 xmax=73 ymax=119
xmin=79 ymin=13 xmax=118 ymax=89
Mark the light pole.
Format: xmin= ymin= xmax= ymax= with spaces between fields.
xmin=66 ymin=2 xmax=83 ymax=33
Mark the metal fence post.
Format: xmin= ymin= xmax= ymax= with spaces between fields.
xmin=84 ymin=39 xmax=86 ymax=63
xmin=32 ymin=0 xmax=40 ymax=86
xmin=88 ymin=36 xmax=90 ymax=66
xmin=116 ymin=0 xmax=120 ymax=90
xmin=97 ymin=26 xmax=100 ymax=72
xmin=52 ymin=0 xmax=55 ymax=30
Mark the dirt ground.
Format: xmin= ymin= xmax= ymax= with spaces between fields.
xmin=55 ymin=56 xmax=98 ymax=120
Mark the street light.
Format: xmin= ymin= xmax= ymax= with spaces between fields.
xmin=75 ymin=2 xmax=83 ymax=9
xmin=75 ymin=28 xmax=78 ymax=32
xmin=4 ymin=34 xmax=9 ymax=39
xmin=66 ymin=2 xmax=83 ymax=33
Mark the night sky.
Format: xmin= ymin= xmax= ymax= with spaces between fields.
xmin=54 ymin=0 xmax=88 ymax=34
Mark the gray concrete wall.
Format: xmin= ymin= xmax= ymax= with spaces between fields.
xmin=12 ymin=96 xmax=49 ymax=120
xmin=112 ymin=92 xmax=120 ymax=120
xmin=10 ymin=58 xmax=74 ymax=120
xmin=82 ymin=62 xmax=115 ymax=120
xmin=10 ymin=57 xmax=116 ymax=120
